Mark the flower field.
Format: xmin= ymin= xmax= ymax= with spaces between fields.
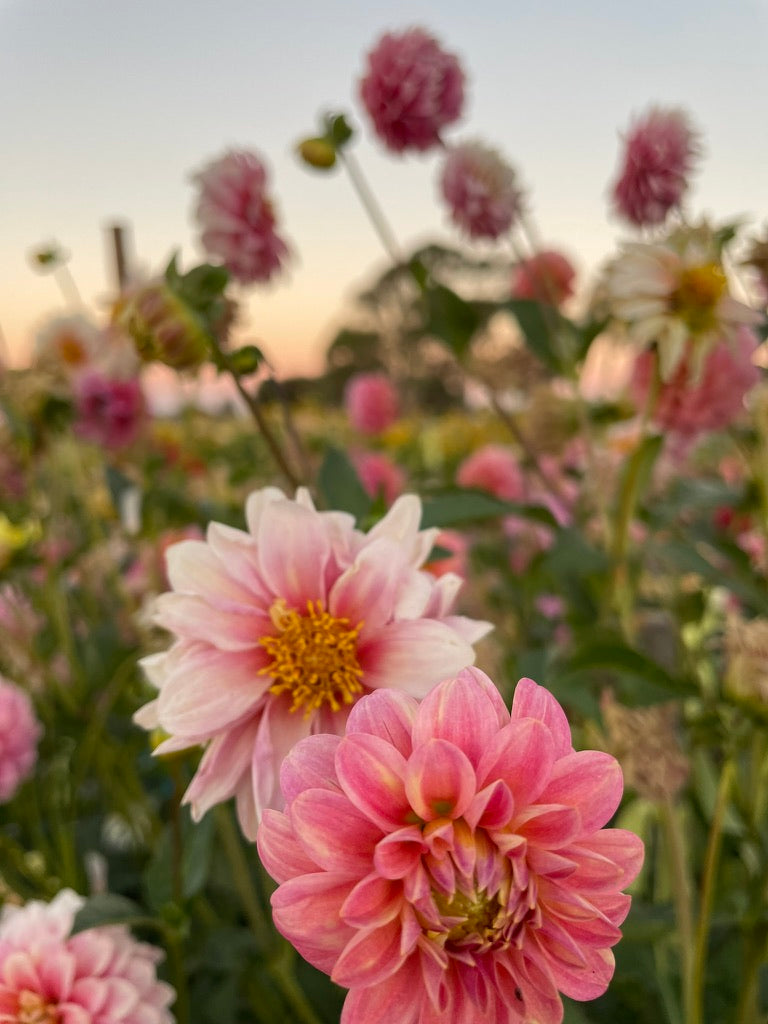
xmin=2 ymin=23 xmax=768 ymax=1024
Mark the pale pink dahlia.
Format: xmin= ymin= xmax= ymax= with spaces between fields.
xmin=511 ymin=250 xmax=577 ymax=307
xmin=359 ymin=27 xmax=465 ymax=153
xmin=0 ymin=889 xmax=174 ymax=1024
xmin=440 ymin=141 xmax=523 ymax=241
xmin=193 ymin=149 xmax=289 ymax=284
xmin=74 ymin=370 xmax=145 ymax=450
xmin=456 ymin=444 xmax=524 ymax=502
xmin=344 ymin=372 xmax=400 ymax=436
xmin=631 ymin=326 xmax=760 ymax=439
xmin=134 ymin=489 xmax=491 ymax=840
xmin=258 ymin=669 xmax=643 ymax=1024
xmin=611 ymin=106 xmax=701 ymax=227
xmin=0 ymin=676 xmax=41 ymax=803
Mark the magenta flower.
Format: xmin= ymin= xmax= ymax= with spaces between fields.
xmin=0 ymin=675 xmax=41 ymax=802
xmin=631 ymin=325 xmax=760 ymax=439
xmin=134 ymin=489 xmax=491 ymax=839
xmin=457 ymin=444 xmax=524 ymax=502
xmin=440 ymin=141 xmax=523 ymax=241
xmin=344 ymin=372 xmax=400 ymax=436
xmin=0 ymin=890 xmax=174 ymax=1024
xmin=611 ymin=106 xmax=701 ymax=227
xmin=258 ymin=669 xmax=643 ymax=1023
xmin=193 ymin=149 xmax=289 ymax=284
xmin=353 ymin=451 xmax=406 ymax=506
xmin=359 ymin=27 xmax=465 ymax=153
xmin=511 ymin=250 xmax=576 ymax=307
xmin=74 ymin=370 xmax=145 ymax=450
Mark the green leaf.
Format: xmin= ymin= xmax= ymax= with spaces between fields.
xmin=424 ymin=283 xmax=483 ymax=358
xmin=143 ymin=809 xmax=216 ymax=911
xmin=317 ymin=447 xmax=371 ymax=522
xmin=506 ymin=298 xmax=579 ymax=373
xmin=420 ymin=490 xmax=558 ymax=529
xmin=227 ymin=345 xmax=263 ymax=376
xmin=324 ymin=112 xmax=354 ymax=148
xmin=71 ymin=894 xmax=148 ymax=935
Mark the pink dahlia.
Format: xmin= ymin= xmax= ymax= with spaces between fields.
xmin=611 ymin=106 xmax=701 ymax=227
xmin=344 ymin=372 xmax=400 ymax=436
xmin=631 ymin=326 xmax=760 ymax=439
xmin=0 ymin=676 xmax=40 ymax=802
xmin=258 ymin=669 xmax=643 ymax=1023
xmin=134 ymin=489 xmax=491 ymax=839
xmin=359 ymin=27 xmax=465 ymax=153
xmin=0 ymin=889 xmax=174 ymax=1024
xmin=424 ymin=529 xmax=469 ymax=581
xmin=193 ymin=149 xmax=289 ymax=285
xmin=74 ymin=370 xmax=145 ymax=450
xmin=511 ymin=250 xmax=576 ymax=307
xmin=353 ymin=451 xmax=406 ymax=506
xmin=456 ymin=444 xmax=524 ymax=502
xmin=440 ymin=141 xmax=523 ymax=241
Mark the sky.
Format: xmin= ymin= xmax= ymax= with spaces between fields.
xmin=2 ymin=0 xmax=767 ymax=377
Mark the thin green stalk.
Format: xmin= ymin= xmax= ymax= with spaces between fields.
xmin=659 ymin=798 xmax=695 ymax=1023
xmin=338 ymin=149 xmax=402 ymax=265
xmin=164 ymin=927 xmax=190 ymax=1024
xmin=734 ymin=922 xmax=768 ymax=1024
xmin=689 ymin=761 xmax=736 ymax=1024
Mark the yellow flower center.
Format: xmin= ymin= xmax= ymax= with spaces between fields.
xmin=15 ymin=991 xmax=58 ymax=1024
xmin=258 ymin=599 xmax=364 ymax=715
xmin=670 ymin=262 xmax=727 ymax=333
xmin=57 ymin=333 xmax=88 ymax=366
xmin=433 ymin=885 xmax=509 ymax=947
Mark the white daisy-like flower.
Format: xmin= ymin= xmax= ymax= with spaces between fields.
xmin=601 ymin=226 xmax=760 ymax=379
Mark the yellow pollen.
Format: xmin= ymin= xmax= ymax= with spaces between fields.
xmin=16 ymin=991 xmax=58 ymax=1024
xmin=433 ymin=887 xmax=505 ymax=946
xmin=258 ymin=599 xmax=364 ymax=716
xmin=670 ymin=262 xmax=727 ymax=333
xmin=57 ymin=334 xmax=88 ymax=365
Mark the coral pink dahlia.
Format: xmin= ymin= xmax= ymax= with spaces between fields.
xmin=611 ymin=106 xmax=700 ymax=228
xmin=344 ymin=372 xmax=400 ymax=436
xmin=359 ymin=27 xmax=465 ymax=153
xmin=134 ymin=489 xmax=491 ymax=840
xmin=456 ymin=444 xmax=525 ymax=502
xmin=0 ymin=675 xmax=41 ymax=803
xmin=0 ymin=889 xmax=175 ymax=1024
xmin=258 ymin=669 xmax=643 ymax=1024
xmin=440 ymin=141 xmax=523 ymax=241
xmin=192 ymin=149 xmax=289 ymax=284
xmin=511 ymin=250 xmax=577 ymax=307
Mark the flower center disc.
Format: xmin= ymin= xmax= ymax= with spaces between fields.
xmin=15 ymin=991 xmax=58 ymax=1024
xmin=258 ymin=599 xmax=364 ymax=715
xmin=670 ymin=262 xmax=726 ymax=333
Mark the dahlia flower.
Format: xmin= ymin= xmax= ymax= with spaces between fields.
xmin=511 ymin=250 xmax=576 ymax=307
xmin=0 ymin=675 xmax=41 ymax=802
xmin=134 ymin=489 xmax=491 ymax=839
xmin=192 ymin=149 xmax=289 ymax=284
xmin=353 ymin=451 xmax=406 ymax=506
xmin=632 ymin=326 xmax=759 ymax=439
xmin=611 ymin=106 xmax=700 ymax=227
xmin=74 ymin=370 xmax=145 ymax=450
xmin=601 ymin=226 xmax=760 ymax=378
xmin=359 ymin=27 xmax=465 ymax=153
xmin=344 ymin=372 xmax=400 ymax=436
xmin=456 ymin=444 xmax=524 ymax=502
xmin=258 ymin=669 xmax=643 ymax=1024
xmin=34 ymin=315 xmax=99 ymax=373
xmin=440 ymin=142 xmax=524 ymax=241
xmin=0 ymin=889 xmax=174 ymax=1024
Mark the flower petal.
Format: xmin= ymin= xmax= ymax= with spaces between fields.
xmin=360 ymin=620 xmax=476 ymax=697
xmin=510 ymin=677 xmax=573 ymax=757
xmin=335 ymin=732 xmax=410 ymax=830
xmin=412 ymin=668 xmax=508 ymax=768
xmin=405 ymin=738 xmax=475 ymax=821
xmin=538 ymin=751 xmax=624 ymax=834
xmin=290 ymin=788 xmax=382 ymax=874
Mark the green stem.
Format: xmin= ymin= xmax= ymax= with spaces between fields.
xmin=734 ymin=922 xmax=768 ymax=1024
xmin=689 ymin=761 xmax=735 ymax=1024
xmin=659 ymin=798 xmax=695 ymax=1024
xmin=339 ymin=149 xmax=402 ymax=265
xmin=164 ymin=927 xmax=190 ymax=1024
xmin=269 ymin=944 xmax=324 ymax=1024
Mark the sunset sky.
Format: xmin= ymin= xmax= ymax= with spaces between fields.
xmin=2 ymin=0 xmax=766 ymax=377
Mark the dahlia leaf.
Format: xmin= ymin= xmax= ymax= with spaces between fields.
xmin=71 ymin=894 xmax=150 ymax=935
xmin=318 ymin=446 xmax=371 ymax=521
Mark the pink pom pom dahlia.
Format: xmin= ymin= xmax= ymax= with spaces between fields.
xmin=511 ymin=250 xmax=577 ymax=307
xmin=134 ymin=489 xmax=491 ymax=840
xmin=74 ymin=371 xmax=145 ymax=450
xmin=344 ymin=372 xmax=400 ymax=436
xmin=0 ymin=676 xmax=41 ymax=803
xmin=258 ymin=669 xmax=643 ymax=1024
xmin=611 ymin=106 xmax=700 ymax=228
xmin=440 ymin=141 xmax=523 ymax=241
xmin=193 ymin=149 xmax=289 ymax=285
xmin=456 ymin=444 xmax=524 ymax=502
xmin=0 ymin=890 xmax=174 ymax=1024
xmin=359 ymin=27 xmax=465 ymax=153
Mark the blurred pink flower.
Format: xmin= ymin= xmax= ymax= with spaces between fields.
xmin=424 ymin=529 xmax=469 ymax=580
xmin=344 ymin=372 xmax=400 ymax=435
xmin=359 ymin=27 xmax=465 ymax=153
xmin=0 ymin=676 xmax=40 ymax=802
xmin=258 ymin=669 xmax=643 ymax=1023
xmin=193 ymin=149 xmax=289 ymax=284
xmin=456 ymin=444 xmax=524 ymax=501
xmin=353 ymin=451 xmax=406 ymax=506
xmin=134 ymin=489 xmax=491 ymax=839
xmin=511 ymin=250 xmax=576 ymax=306
xmin=611 ymin=106 xmax=701 ymax=227
xmin=631 ymin=326 xmax=760 ymax=439
xmin=74 ymin=370 xmax=145 ymax=449
xmin=0 ymin=889 xmax=174 ymax=1024
xmin=440 ymin=141 xmax=523 ymax=241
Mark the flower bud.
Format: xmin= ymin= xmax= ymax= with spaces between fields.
xmin=296 ymin=137 xmax=337 ymax=169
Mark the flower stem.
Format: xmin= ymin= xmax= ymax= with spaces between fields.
xmin=338 ymin=149 xmax=402 ymax=265
xmin=689 ymin=760 xmax=735 ymax=1024
xmin=659 ymin=798 xmax=695 ymax=1023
